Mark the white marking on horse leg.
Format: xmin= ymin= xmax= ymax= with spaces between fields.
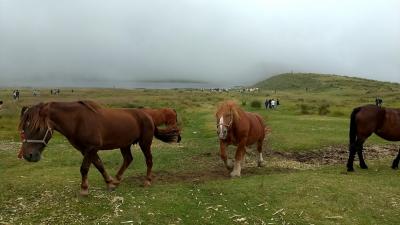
xmin=218 ymin=117 xmax=224 ymax=139
xmin=230 ymin=160 xmax=241 ymax=177
xmin=258 ymin=153 xmax=265 ymax=167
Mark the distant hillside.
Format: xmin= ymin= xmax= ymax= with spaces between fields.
xmin=254 ymin=73 xmax=400 ymax=92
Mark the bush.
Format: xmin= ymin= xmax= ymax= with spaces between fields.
xmin=119 ymin=103 xmax=143 ymax=108
xmin=318 ymin=103 xmax=330 ymax=115
xmin=241 ymin=100 xmax=247 ymax=106
xmin=331 ymin=110 xmax=345 ymax=117
xmin=250 ymin=100 xmax=261 ymax=108
xmin=299 ymin=104 xmax=312 ymax=114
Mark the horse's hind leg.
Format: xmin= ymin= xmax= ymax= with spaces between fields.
xmin=139 ymin=141 xmax=153 ymax=186
xmin=347 ymin=142 xmax=357 ymax=172
xmin=391 ymin=149 xmax=400 ymax=169
xmin=356 ymin=139 xmax=368 ymax=169
xmin=91 ymin=152 xmax=117 ymax=191
xmin=115 ymin=146 xmax=133 ymax=184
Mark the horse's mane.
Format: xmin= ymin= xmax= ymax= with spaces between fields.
xmin=78 ymin=100 xmax=101 ymax=113
xmin=216 ymin=100 xmax=243 ymax=120
xmin=18 ymin=103 xmax=48 ymax=133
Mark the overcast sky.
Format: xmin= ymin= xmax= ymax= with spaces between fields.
xmin=0 ymin=0 xmax=399 ymax=87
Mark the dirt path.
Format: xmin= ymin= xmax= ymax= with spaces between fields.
xmin=268 ymin=144 xmax=399 ymax=165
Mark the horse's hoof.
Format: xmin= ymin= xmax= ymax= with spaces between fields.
xmin=347 ymin=167 xmax=355 ymax=172
xmin=107 ymin=183 xmax=117 ymax=191
xmin=80 ymin=189 xmax=89 ymax=196
xmin=391 ymin=165 xmax=398 ymax=170
xmin=230 ymin=171 xmax=241 ymax=178
xmin=143 ymin=180 xmax=151 ymax=187
xmin=113 ymin=179 xmax=122 ymax=186
xmin=257 ymin=161 xmax=265 ymax=167
xmin=360 ymin=165 xmax=368 ymax=169
xmin=225 ymin=159 xmax=234 ymax=171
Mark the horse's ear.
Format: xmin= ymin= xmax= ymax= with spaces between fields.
xmin=20 ymin=106 xmax=29 ymax=118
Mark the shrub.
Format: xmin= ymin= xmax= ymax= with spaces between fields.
xmin=250 ymin=100 xmax=261 ymax=108
xmin=331 ymin=110 xmax=345 ymax=117
xmin=119 ymin=103 xmax=143 ymax=108
xmin=241 ymin=100 xmax=247 ymax=106
xmin=318 ymin=103 xmax=330 ymax=115
xmin=299 ymin=104 xmax=312 ymax=114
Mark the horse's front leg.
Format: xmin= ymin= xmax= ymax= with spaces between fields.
xmin=219 ymin=141 xmax=233 ymax=171
xmin=91 ymin=152 xmax=118 ymax=191
xmin=257 ymin=139 xmax=265 ymax=167
xmin=230 ymin=140 xmax=247 ymax=177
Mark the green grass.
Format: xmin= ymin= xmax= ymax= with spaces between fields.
xmin=1 ymin=74 xmax=400 ymax=224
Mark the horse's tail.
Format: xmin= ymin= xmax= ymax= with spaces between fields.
xmin=349 ymin=107 xmax=361 ymax=147
xmin=154 ymin=126 xmax=180 ymax=143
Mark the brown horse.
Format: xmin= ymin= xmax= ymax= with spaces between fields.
xmin=216 ymin=101 xmax=267 ymax=177
xmin=18 ymin=101 xmax=180 ymax=195
xmin=140 ymin=107 xmax=181 ymax=142
xmin=347 ymin=104 xmax=400 ymax=171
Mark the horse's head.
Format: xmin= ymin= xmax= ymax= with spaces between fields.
xmin=216 ymin=101 xmax=241 ymax=140
xmin=18 ymin=103 xmax=53 ymax=162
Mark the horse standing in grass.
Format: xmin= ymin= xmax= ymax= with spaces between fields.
xmin=216 ymin=101 xmax=268 ymax=177
xmin=347 ymin=104 xmax=400 ymax=171
xmin=18 ymin=101 xmax=180 ymax=196
xmin=140 ymin=107 xmax=181 ymax=142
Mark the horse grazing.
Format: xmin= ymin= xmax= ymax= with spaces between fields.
xmin=347 ymin=104 xmax=400 ymax=171
xmin=140 ymin=107 xmax=181 ymax=142
xmin=216 ymin=101 xmax=267 ymax=177
xmin=18 ymin=101 xmax=180 ymax=195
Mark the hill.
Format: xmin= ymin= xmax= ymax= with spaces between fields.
xmin=253 ymin=73 xmax=400 ymax=92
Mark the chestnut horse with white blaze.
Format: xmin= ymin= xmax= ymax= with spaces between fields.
xmin=347 ymin=104 xmax=400 ymax=171
xmin=140 ymin=107 xmax=181 ymax=142
xmin=18 ymin=101 xmax=180 ymax=196
xmin=216 ymin=101 xmax=267 ymax=177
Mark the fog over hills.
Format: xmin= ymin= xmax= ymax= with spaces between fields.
xmin=1 ymin=0 xmax=399 ymax=87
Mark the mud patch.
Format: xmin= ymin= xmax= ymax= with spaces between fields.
xmin=269 ymin=144 xmax=399 ymax=165
xmin=124 ymin=163 xmax=298 ymax=185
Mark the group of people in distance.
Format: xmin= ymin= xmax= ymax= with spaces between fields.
xmin=265 ymin=98 xmax=279 ymax=109
xmin=12 ymin=90 xmax=20 ymax=101
xmin=375 ymin=97 xmax=383 ymax=107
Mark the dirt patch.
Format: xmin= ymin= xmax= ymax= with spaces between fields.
xmin=130 ymin=144 xmax=400 ymax=185
xmin=269 ymin=144 xmax=399 ymax=165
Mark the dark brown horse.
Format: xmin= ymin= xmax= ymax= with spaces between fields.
xmin=140 ymin=107 xmax=181 ymax=142
xmin=347 ymin=104 xmax=400 ymax=171
xmin=216 ymin=101 xmax=267 ymax=177
xmin=18 ymin=101 xmax=180 ymax=195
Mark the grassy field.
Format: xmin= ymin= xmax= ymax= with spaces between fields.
xmin=1 ymin=74 xmax=400 ymax=224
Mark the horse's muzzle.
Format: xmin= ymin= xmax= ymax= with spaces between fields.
xmin=23 ymin=152 xmax=41 ymax=162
